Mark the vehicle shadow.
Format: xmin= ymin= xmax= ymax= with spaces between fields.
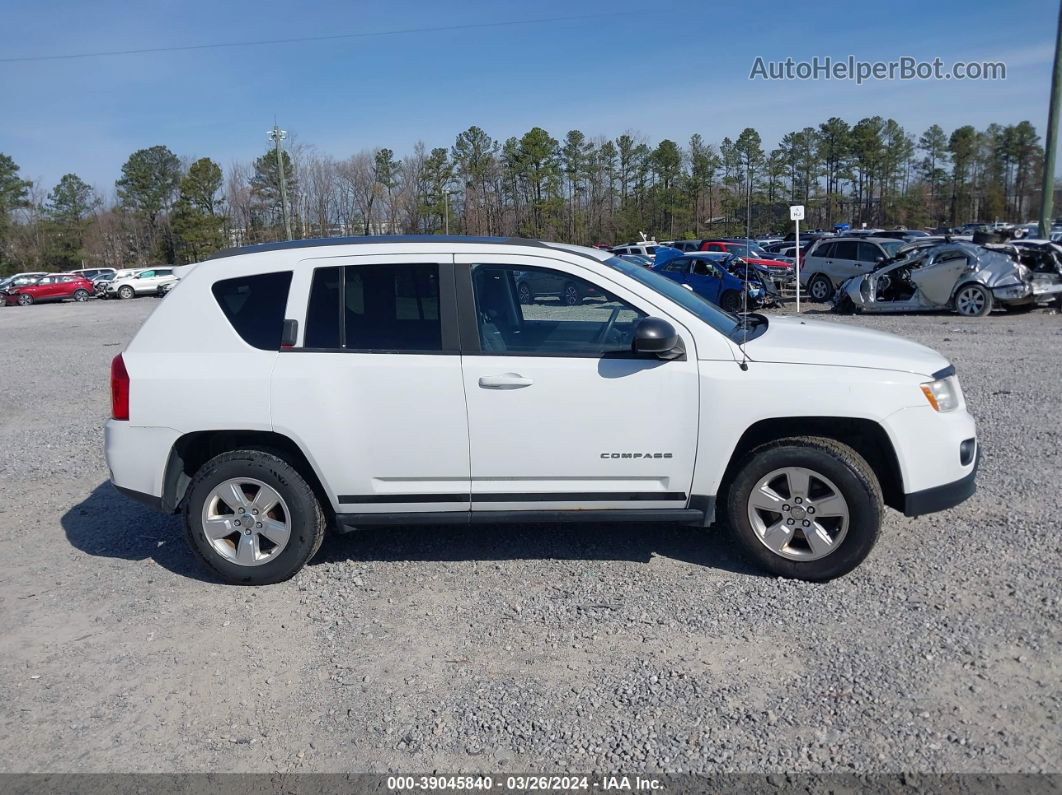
xmin=62 ymin=483 xmax=764 ymax=580
xmin=314 ymin=520 xmax=764 ymax=577
xmin=60 ymin=481 xmax=213 ymax=582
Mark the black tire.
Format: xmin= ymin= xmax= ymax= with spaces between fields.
xmin=183 ymin=450 xmax=326 ymax=585
xmin=118 ymin=285 xmax=135 ymax=300
xmin=953 ymin=283 xmax=992 ymax=317
xmin=73 ymin=289 xmax=89 ymax=302
xmin=724 ymin=436 xmax=883 ymax=581
xmin=17 ymin=294 xmax=33 ymax=306
xmin=719 ymin=290 xmax=742 ymax=313
xmin=562 ymin=282 xmax=581 ymax=306
xmin=517 ymin=281 xmax=533 ymax=305
xmin=808 ymin=274 xmax=834 ymax=301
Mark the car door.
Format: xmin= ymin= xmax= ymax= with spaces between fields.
xmin=856 ymin=241 xmax=886 ymax=272
xmin=687 ymin=259 xmax=723 ymax=303
xmin=271 ymin=253 xmax=471 ymax=515
xmin=34 ymin=276 xmax=62 ymax=301
xmin=910 ymin=250 xmax=971 ymax=305
xmin=455 ymin=253 xmax=699 ymax=512
xmin=133 ymin=270 xmax=155 ymax=294
xmin=825 ymin=241 xmax=862 ymax=284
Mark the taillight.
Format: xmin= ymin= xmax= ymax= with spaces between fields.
xmin=111 ymin=353 xmax=129 ymax=420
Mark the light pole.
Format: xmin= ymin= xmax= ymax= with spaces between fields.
xmin=1040 ymin=2 xmax=1062 ymax=238
xmin=267 ymin=125 xmax=293 ymax=241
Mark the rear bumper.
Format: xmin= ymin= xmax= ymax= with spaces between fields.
xmin=105 ymin=420 xmax=181 ymax=510
xmin=902 ymin=448 xmax=979 ymax=517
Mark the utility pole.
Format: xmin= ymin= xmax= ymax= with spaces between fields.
xmin=268 ymin=124 xmax=293 ymax=241
xmin=1040 ymin=1 xmax=1062 ymax=238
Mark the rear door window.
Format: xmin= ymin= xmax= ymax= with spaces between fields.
xmin=832 ymin=241 xmax=858 ymax=260
xmin=212 ymin=271 xmax=294 ymax=350
xmin=304 ymin=263 xmax=442 ymax=352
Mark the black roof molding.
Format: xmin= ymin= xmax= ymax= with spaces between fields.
xmin=205 ymin=235 xmax=554 ymax=261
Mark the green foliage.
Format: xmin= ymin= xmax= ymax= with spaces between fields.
xmin=172 ymin=158 xmax=225 ymax=263
xmin=251 ymin=147 xmax=296 ymax=234
xmin=0 ymin=153 xmax=33 ymax=268
xmin=116 ymin=145 xmax=181 ymax=220
xmin=44 ymin=173 xmax=98 ymax=269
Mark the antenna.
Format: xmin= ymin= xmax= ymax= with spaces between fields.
xmin=739 ymin=159 xmax=751 ymax=371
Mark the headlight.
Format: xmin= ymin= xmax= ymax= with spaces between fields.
xmin=921 ymin=375 xmax=960 ymax=412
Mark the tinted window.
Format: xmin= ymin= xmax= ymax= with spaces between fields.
xmin=304 ymin=263 xmax=441 ymax=352
xmin=812 ymin=242 xmax=834 ymax=258
xmin=212 ymin=271 xmax=293 ymax=350
xmin=857 ymin=242 xmax=884 ymax=262
xmin=664 ymin=258 xmax=690 ymax=273
xmin=644 ymin=246 xmax=657 ymax=255
xmin=833 ymin=241 xmax=858 ymax=260
xmin=472 ymin=264 xmax=645 ymax=356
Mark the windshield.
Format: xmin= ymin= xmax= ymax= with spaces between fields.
xmin=603 ymin=256 xmax=741 ymax=336
xmin=733 ymin=242 xmax=768 ymax=258
xmin=880 ymin=240 xmax=906 ymax=257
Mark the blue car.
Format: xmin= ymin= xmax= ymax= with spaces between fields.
xmin=652 ymin=248 xmax=764 ymax=312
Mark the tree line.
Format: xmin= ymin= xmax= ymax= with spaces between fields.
xmin=0 ymin=116 xmax=1049 ymax=273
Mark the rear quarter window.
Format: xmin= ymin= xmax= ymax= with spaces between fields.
xmin=211 ymin=271 xmax=293 ymax=350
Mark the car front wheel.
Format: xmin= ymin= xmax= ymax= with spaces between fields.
xmin=808 ymin=274 xmax=834 ymax=301
xmin=183 ymin=450 xmax=326 ymax=585
xmin=17 ymin=294 xmax=33 ymax=306
xmin=724 ymin=436 xmax=883 ymax=581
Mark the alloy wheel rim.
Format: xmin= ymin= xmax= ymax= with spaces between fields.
xmin=956 ymin=287 xmax=984 ymax=315
xmin=746 ymin=466 xmax=850 ymax=561
xmin=201 ymin=478 xmax=291 ymax=567
xmin=811 ymin=279 xmax=829 ymax=299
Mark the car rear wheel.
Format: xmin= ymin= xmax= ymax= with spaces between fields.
xmin=17 ymin=294 xmax=33 ymax=306
xmin=724 ymin=437 xmax=883 ymax=581
xmin=954 ymin=283 xmax=992 ymax=317
xmin=183 ymin=450 xmax=326 ymax=585
xmin=118 ymin=285 xmax=135 ymax=300
xmin=808 ymin=274 xmax=834 ymax=301
xmin=73 ymin=289 xmax=89 ymax=302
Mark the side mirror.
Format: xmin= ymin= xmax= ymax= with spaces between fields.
xmin=632 ymin=317 xmax=682 ymax=359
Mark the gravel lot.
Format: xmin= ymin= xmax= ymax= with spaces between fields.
xmin=0 ymin=296 xmax=1058 ymax=774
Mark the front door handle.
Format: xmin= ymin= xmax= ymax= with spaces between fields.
xmin=478 ymin=373 xmax=533 ymax=390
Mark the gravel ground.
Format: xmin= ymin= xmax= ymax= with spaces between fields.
xmin=0 ymin=296 xmax=1058 ymax=774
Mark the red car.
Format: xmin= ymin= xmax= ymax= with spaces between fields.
xmin=4 ymin=273 xmax=95 ymax=306
xmin=698 ymin=240 xmax=793 ymax=271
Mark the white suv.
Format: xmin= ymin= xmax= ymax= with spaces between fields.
xmin=106 ymin=237 xmax=978 ymax=585
xmin=105 ymin=267 xmax=177 ymax=299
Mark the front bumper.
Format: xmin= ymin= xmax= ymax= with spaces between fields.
xmin=902 ymin=448 xmax=979 ymax=517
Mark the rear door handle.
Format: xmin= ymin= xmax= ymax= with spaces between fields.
xmin=478 ymin=373 xmax=533 ymax=389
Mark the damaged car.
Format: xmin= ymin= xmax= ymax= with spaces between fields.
xmin=831 ymin=240 xmax=1062 ymax=317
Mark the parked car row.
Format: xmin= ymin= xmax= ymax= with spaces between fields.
xmin=0 ymin=266 xmax=178 ymax=307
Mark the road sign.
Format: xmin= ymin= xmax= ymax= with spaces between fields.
xmin=790 ymin=205 xmax=805 ymax=221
